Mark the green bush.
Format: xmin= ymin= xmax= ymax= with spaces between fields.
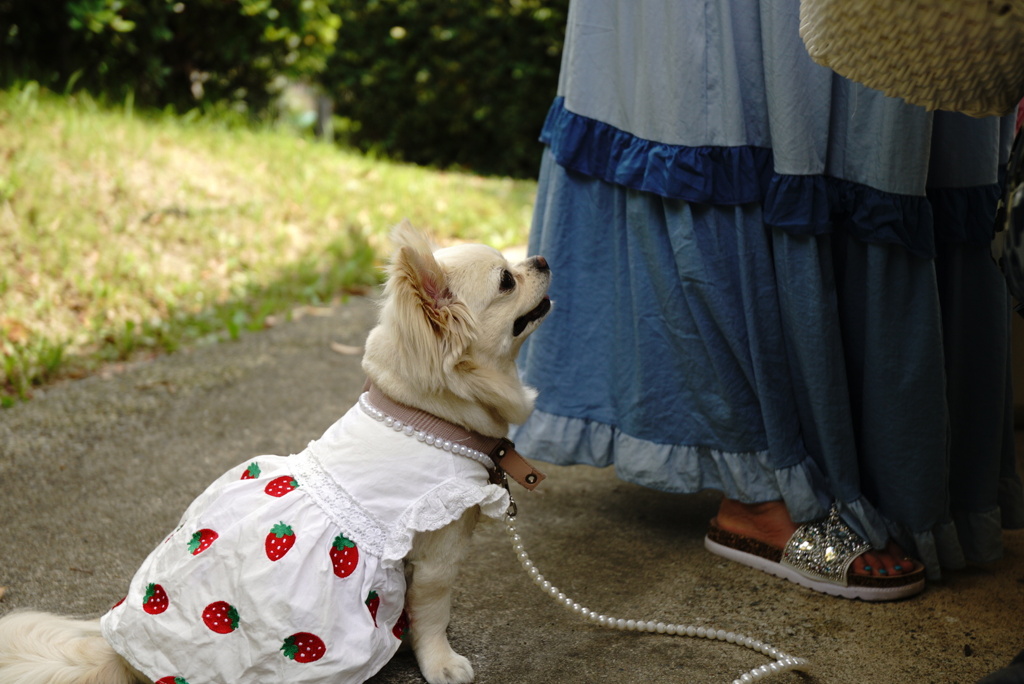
xmin=0 ymin=0 xmax=567 ymax=178
xmin=323 ymin=0 xmax=567 ymax=178
xmin=0 ymin=0 xmax=340 ymax=113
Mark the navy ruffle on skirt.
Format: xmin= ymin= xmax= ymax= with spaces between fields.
xmin=541 ymin=96 xmax=1002 ymax=256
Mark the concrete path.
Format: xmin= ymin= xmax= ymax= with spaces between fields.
xmin=1 ymin=296 xmax=1021 ymax=683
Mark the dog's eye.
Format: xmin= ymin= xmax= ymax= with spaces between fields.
xmin=499 ymin=269 xmax=516 ymax=292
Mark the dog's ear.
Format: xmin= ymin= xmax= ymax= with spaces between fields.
xmin=386 ymin=221 xmax=475 ymax=368
xmin=389 ymin=221 xmax=452 ymax=326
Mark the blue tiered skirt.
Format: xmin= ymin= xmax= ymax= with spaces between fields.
xmin=511 ymin=0 xmax=1024 ymax=578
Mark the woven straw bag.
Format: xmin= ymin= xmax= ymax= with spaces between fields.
xmin=799 ymin=0 xmax=1024 ymax=117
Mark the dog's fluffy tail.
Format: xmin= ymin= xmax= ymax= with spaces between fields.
xmin=0 ymin=611 xmax=142 ymax=684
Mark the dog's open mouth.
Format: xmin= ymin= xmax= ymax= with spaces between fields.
xmin=513 ymin=295 xmax=552 ymax=337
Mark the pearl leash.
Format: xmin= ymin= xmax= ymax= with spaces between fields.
xmin=359 ymin=392 xmax=811 ymax=682
xmin=504 ymin=512 xmax=812 ymax=684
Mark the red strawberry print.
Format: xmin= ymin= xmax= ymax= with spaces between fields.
xmin=365 ymin=591 xmax=380 ymax=627
xmin=392 ymin=610 xmax=410 ymax=641
xmin=265 ymin=522 xmax=296 ymax=561
xmin=111 ymin=596 xmax=126 ymax=610
xmin=241 ymin=462 xmax=261 ymax=479
xmin=155 ymin=678 xmax=190 ymax=684
xmin=202 ymin=601 xmax=240 ymax=634
xmin=142 ymin=583 xmax=169 ymax=614
xmin=281 ymin=632 xmax=326 ymax=663
xmin=329 ymin=534 xmax=358 ymax=577
xmin=188 ymin=528 xmax=218 ymax=555
xmin=264 ymin=475 xmax=299 ymax=497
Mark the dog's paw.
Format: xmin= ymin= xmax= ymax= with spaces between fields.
xmin=418 ymin=649 xmax=475 ymax=684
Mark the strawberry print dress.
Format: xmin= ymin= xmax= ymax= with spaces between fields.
xmin=100 ymin=396 xmax=510 ymax=684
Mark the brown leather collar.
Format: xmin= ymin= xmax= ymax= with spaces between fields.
xmin=363 ymin=382 xmax=545 ymax=491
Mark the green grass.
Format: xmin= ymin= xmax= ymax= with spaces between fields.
xmin=0 ymin=83 xmax=537 ymax=406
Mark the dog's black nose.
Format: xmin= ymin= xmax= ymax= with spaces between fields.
xmin=531 ymin=255 xmax=549 ymax=271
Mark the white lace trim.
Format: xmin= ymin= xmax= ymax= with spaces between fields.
xmin=293 ymin=443 xmax=510 ymax=566
xmin=383 ymin=480 xmax=510 ymax=564
xmin=291 ymin=446 xmax=390 ymax=558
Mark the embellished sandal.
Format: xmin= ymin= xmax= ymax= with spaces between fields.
xmin=704 ymin=505 xmax=926 ymax=602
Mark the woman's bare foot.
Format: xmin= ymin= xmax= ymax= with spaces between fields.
xmin=714 ymin=498 xmax=918 ymax=578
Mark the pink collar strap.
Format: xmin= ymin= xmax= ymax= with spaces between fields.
xmin=364 ymin=382 xmax=545 ymax=491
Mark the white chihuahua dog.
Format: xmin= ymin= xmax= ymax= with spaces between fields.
xmin=0 ymin=221 xmax=551 ymax=684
